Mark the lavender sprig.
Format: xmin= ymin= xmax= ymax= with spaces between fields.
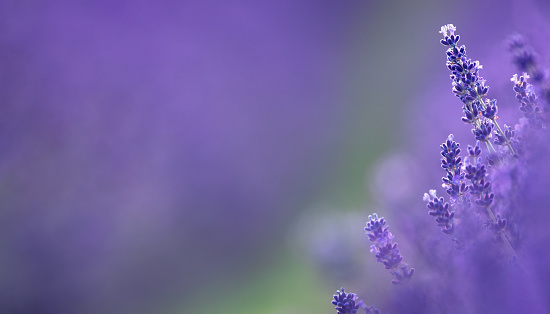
xmin=331 ymin=288 xmax=364 ymax=314
xmin=464 ymin=154 xmax=492 ymax=203
xmin=439 ymin=24 xmax=515 ymax=156
xmin=440 ymin=134 xmax=468 ymax=202
xmin=423 ymin=135 xmax=465 ymax=237
xmin=425 ymin=133 xmax=517 ymax=258
xmin=331 ymin=288 xmax=380 ymax=314
xmin=493 ymin=124 xmax=516 ymax=148
xmin=423 ymin=189 xmax=455 ymax=235
xmin=365 ymin=214 xmax=414 ymax=284
xmin=508 ymin=34 xmax=550 ymax=109
xmin=511 ymin=73 xmax=543 ymax=128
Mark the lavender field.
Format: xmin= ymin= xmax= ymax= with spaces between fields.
xmin=0 ymin=1 xmax=549 ymax=313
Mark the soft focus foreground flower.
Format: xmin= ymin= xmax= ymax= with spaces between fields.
xmin=331 ymin=288 xmax=380 ymax=314
xmin=331 ymin=288 xmax=363 ymax=314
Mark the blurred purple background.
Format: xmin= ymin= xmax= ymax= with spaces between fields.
xmin=1 ymin=0 xmax=549 ymax=313
xmin=0 ymin=2 xmax=366 ymax=313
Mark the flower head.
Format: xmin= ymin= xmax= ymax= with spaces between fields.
xmin=332 ymin=288 xmax=363 ymax=314
xmin=365 ymin=214 xmax=414 ymax=284
xmin=439 ymin=24 xmax=457 ymax=38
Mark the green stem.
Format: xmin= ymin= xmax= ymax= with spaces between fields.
xmin=485 ymin=206 xmax=517 ymax=260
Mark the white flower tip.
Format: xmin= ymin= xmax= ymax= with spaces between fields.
xmin=423 ymin=193 xmax=430 ymax=202
xmin=439 ymin=24 xmax=456 ymax=37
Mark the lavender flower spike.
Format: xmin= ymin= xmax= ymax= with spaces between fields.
xmin=439 ymin=134 xmax=468 ymax=201
xmin=507 ymin=33 xmax=550 ymax=107
xmin=423 ymin=189 xmax=455 ymax=235
xmin=439 ymin=24 xmax=515 ymax=155
xmin=331 ymin=288 xmax=363 ymax=314
xmin=511 ymin=73 xmax=543 ymax=128
xmin=365 ymin=214 xmax=414 ymax=284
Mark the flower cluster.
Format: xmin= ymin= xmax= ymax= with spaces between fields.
xmin=364 ymin=214 xmax=414 ymax=285
xmin=439 ymin=25 xmax=487 ymax=105
xmin=331 ymin=288 xmax=380 ymax=314
xmin=428 ymin=25 xmax=520 ymax=258
xmin=423 ymin=189 xmax=454 ymax=235
xmin=509 ymin=34 xmax=550 ymax=109
xmin=439 ymin=134 xmax=467 ymax=201
xmin=464 ymin=142 xmax=493 ymax=204
xmin=440 ymin=24 xmax=514 ymax=155
xmin=331 ymin=288 xmax=363 ymax=314
xmin=329 ymin=23 xmax=550 ymax=313
xmin=511 ymin=73 xmax=543 ymax=128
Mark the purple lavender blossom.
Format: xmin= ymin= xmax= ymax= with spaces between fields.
xmin=423 ymin=189 xmax=455 ymax=235
xmin=423 ymin=134 xmax=471 ymax=237
xmin=508 ymin=33 xmax=550 ymax=108
xmin=434 ymin=26 xmax=521 ymax=259
xmin=493 ymin=125 xmax=515 ymax=147
xmin=364 ymin=214 xmax=414 ymax=284
xmin=440 ymin=24 xmax=515 ymax=155
xmin=464 ymin=158 xmax=491 ymax=199
xmin=423 ymin=131 xmax=512 ymax=257
xmin=511 ymin=73 xmax=543 ymax=128
xmin=331 ymin=19 xmax=550 ymax=314
xmin=331 ymin=288 xmax=363 ymax=314
xmin=439 ymin=134 xmax=468 ymax=201
xmin=419 ymin=21 xmax=549 ymax=313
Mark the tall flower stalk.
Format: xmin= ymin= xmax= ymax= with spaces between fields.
xmin=364 ymin=214 xmax=414 ymax=285
xmin=439 ymin=24 xmax=515 ymax=156
xmin=328 ymin=23 xmax=548 ymax=313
